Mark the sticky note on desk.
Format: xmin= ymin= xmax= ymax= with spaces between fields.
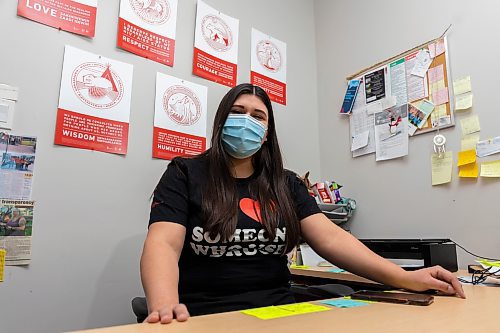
xmin=290 ymin=264 xmax=309 ymax=269
xmin=241 ymin=302 xmax=330 ymax=320
xmin=0 ymin=249 xmax=6 ymax=282
xmin=321 ymin=299 xmax=369 ymax=308
xmin=327 ymin=268 xmax=346 ymax=273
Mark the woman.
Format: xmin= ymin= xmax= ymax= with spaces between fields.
xmin=6 ymin=208 xmax=26 ymax=236
xmin=141 ymin=83 xmax=464 ymax=324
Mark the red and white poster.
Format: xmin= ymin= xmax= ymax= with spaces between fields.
xmin=154 ymin=73 xmax=207 ymax=160
xmin=117 ymin=0 xmax=178 ymax=66
xmin=55 ymin=45 xmax=134 ymax=155
xmin=17 ymin=0 xmax=97 ymax=38
xmin=192 ymin=0 xmax=239 ymax=87
xmin=251 ymin=28 xmax=287 ymax=105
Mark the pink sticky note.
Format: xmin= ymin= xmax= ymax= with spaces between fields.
xmin=431 ymin=88 xmax=449 ymax=106
xmin=427 ymin=65 xmax=444 ymax=84
xmin=428 ymin=43 xmax=436 ymax=58
xmin=435 ymin=39 xmax=445 ymax=56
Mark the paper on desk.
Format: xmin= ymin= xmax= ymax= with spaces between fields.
xmin=411 ymin=50 xmax=432 ymax=77
xmin=0 ymin=249 xmax=5 ymax=282
xmin=480 ymin=160 xmax=500 ymax=177
xmin=327 ymin=268 xmax=346 ymax=273
xmin=321 ymin=299 xmax=368 ymax=308
xmin=457 ymin=149 xmax=476 ymax=166
xmin=351 ymin=130 xmax=369 ymax=151
xmin=461 ymin=115 xmax=481 ymax=136
xmin=455 ymin=93 xmax=473 ymax=111
xmin=461 ymin=134 xmax=480 ymax=151
xmin=476 ymin=136 xmax=500 ymax=158
xmin=241 ymin=303 xmax=330 ymax=320
xmin=453 ymin=76 xmax=472 ymax=95
xmin=431 ymin=152 xmax=453 ymax=185
xmin=459 ymin=162 xmax=479 ymax=178
xmin=289 ymin=265 xmax=310 ymax=269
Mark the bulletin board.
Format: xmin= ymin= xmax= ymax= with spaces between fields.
xmin=347 ymin=35 xmax=454 ymax=136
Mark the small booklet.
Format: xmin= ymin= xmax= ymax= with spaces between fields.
xmin=340 ymin=79 xmax=361 ymax=115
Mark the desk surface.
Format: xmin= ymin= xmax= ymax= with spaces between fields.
xmin=74 ymin=285 xmax=499 ymax=333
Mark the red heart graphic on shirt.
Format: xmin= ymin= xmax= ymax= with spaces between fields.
xmin=239 ymin=198 xmax=263 ymax=224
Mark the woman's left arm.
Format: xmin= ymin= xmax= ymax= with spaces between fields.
xmin=300 ymin=213 xmax=465 ymax=298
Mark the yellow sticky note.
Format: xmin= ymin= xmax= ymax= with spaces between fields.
xmin=480 ymin=160 xmax=500 ymax=177
xmin=289 ymin=264 xmax=310 ymax=269
xmin=461 ymin=133 xmax=480 ymax=151
xmin=0 ymin=249 xmax=5 ymax=282
xmin=453 ymin=76 xmax=472 ymax=95
xmin=459 ymin=162 xmax=479 ymax=178
xmin=430 ymin=79 xmax=445 ymax=94
xmin=455 ymin=93 xmax=473 ymax=111
xmin=457 ymin=149 xmax=477 ymax=166
xmin=460 ymin=115 xmax=480 ymax=137
xmin=241 ymin=303 xmax=330 ymax=320
xmin=431 ymin=152 xmax=453 ymax=186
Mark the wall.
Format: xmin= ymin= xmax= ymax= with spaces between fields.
xmin=0 ymin=1 xmax=320 ymax=332
xmin=314 ymin=0 xmax=500 ymax=267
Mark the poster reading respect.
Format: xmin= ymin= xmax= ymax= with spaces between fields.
xmin=251 ymin=28 xmax=287 ymax=105
xmin=55 ymin=45 xmax=134 ymax=155
xmin=192 ymin=0 xmax=239 ymax=87
xmin=117 ymin=0 xmax=178 ymax=66
xmin=17 ymin=0 xmax=98 ymax=37
xmin=154 ymin=73 xmax=207 ymax=160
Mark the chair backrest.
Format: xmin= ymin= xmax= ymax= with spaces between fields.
xmin=131 ymin=297 xmax=148 ymax=323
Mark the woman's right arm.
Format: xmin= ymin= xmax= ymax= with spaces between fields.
xmin=140 ymin=222 xmax=190 ymax=324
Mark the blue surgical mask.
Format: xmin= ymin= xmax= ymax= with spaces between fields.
xmin=222 ymin=114 xmax=267 ymax=159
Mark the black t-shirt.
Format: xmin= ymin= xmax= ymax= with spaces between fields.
xmin=149 ymin=155 xmax=321 ymax=316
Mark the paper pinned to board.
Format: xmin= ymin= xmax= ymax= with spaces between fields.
xmin=431 ymin=152 xmax=453 ymax=186
xmin=427 ymin=65 xmax=444 ymax=84
xmin=459 ymin=162 xmax=479 ymax=178
xmin=460 ymin=115 xmax=481 ymax=137
xmin=351 ymin=130 xmax=370 ymax=151
xmin=476 ymin=136 xmax=500 ymax=158
xmin=411 ymin=49 xmax=432 ymax=77
xmin=431 ymin=88 xmax=449 ymax=106
xmin=453 ymin=76 xmax=472 ymax=95
xmin=455 ymin=93 xmax=473 ymax=111
xmin=480 ymin=160 xmax=500 ymax=177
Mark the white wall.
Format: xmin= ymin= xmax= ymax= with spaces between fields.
xmin=0 ymin=1 xmax=320 ymax=332
xmin=314 ymin=0 xmax=500 ymax=266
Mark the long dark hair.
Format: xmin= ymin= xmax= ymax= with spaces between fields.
xmin=200 ymin=83 xmax=300 ymax=253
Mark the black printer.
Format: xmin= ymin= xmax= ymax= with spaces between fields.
xmin=359 ymin=239 xmax=458 ymax=272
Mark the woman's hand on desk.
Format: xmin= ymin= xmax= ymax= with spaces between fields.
xmin=144 ymin=304 xmax=190 ymax=324
xmin=402 ymin=266 xmax=466 ymax=298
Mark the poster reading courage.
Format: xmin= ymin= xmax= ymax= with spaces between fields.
xmin=117 ymin=0 xmax=178 ymax=66
xmin=55 ymin=45 xmax=134 ymax=155
xmin=192 ymin=0 xmax=239 ymax=87
xmin=154 ymin=73 xmax=207 ymax=160
xmin=17 ymin=0 xmax=98 ymax=37
xmin=251 ymin=28 xmax=287 ymax=105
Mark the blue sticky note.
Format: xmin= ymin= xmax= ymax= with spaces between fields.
xmin=327 ymin=268 xmax=346 ymax=273
xmin=321 ymin=299 xmax=369 ymax=308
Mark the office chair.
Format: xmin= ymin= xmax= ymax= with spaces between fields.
xmin=131 ymin=297 xmax=148 ymax=323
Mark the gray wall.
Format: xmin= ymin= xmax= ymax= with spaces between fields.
xmin=314 ymin=0 xmax=499 ymax=266
xmin=0 ymin=1 xmax=320 ymax=332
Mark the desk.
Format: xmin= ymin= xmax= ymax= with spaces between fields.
xmin=73 ymin=285 xmax=499 ymax=333
xmin=290 ymin=266 xmax=381 ymax=286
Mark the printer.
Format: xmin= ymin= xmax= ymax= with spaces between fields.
xmin=359 ymin=239 xmax=458 ymax=272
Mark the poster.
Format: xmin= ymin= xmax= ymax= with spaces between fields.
xmin=55 ymin=45 xmax=134 ymax=155
xmin=250 ymin=28 xmax=287 ymax=105
xmin=193 ymin=0 xmax=239 ymax=87
xmin=374 ymin=104 xmax=409 ymax=161
xmin=364 ymin=68 xmax=387 ymax=103
xmin=117 ymin=0 xmax=178 ymax=66
xmin=17 ymin=0 xmax=97 ymax=37
xmin=0 ymin=134 xmax=36 ymax=200
xmin=0 ymin=199 xmax=35 ymax=266
xmin=153 ymin=73 xmax=208 ymax=160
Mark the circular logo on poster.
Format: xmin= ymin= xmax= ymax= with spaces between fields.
xmin=129 ymin=0 xmax=170 ymax=25
xmin=71 ymin=63 xmax=124 ymax=109
xmin=256 ymin=40 xmax=282 ymax=72
xmin=163 ymin=86 xmax=202 ymax=126
xmin=201 ymin=15 xmax=232 ymax=52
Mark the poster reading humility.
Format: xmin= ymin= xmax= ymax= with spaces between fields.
xmin=17 ymin=0 xmax=98 ymax=37
xmin=154 ymin=73 xmax=207 ymax=160
xmin=117 ymin=0 xmax=178 ymax=66
xmin=192 ymin=0 xmax=239 ymax=87
xmin=55 ymin=45 xmax=134 ymax=155
xmin=251 ymin=28 xmax=287 ymax=105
